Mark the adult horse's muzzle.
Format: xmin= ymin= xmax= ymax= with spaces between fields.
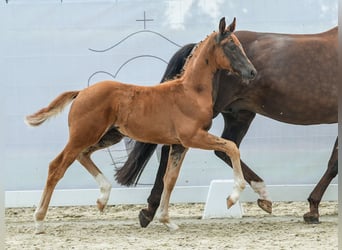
xmin=229 ymin=65 xmax=257 ymax=84
xmin=241 ymin=66 xmax=257 ymax=81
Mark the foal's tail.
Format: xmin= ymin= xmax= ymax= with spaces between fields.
xmin=25 ymin=91 xmax=79 ymax=126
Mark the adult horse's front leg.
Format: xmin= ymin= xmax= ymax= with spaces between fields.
xmin=139 ymin=145 xmax=170 ymax=227
xmin=303 ymin=137 xmax=338 ymax=223
xmin=156 ymin=144 xmax=188 ymax=230
xmin=214 ymin=111 xmax=272 ymax=213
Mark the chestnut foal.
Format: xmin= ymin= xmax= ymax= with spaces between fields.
xmin=25 ymin=17 xmax=256 ymax=233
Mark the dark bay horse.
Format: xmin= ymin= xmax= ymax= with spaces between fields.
xmin=115 ymin=26 xmax=338 ymax=227
xmin=25 ymin=18 xmax=256 ymax=233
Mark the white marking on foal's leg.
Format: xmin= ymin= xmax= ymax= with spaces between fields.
xmin=156 ymin=192 xmax=179 ymax=231
xmin=156 ymin=207 xmax=179 ymax=231
xmin=250 ymin=181 xmax=270 ymax=200
xmin=227 ymin=176 xmax=246 ymax=208
xmin=95 ymin=173 xmax=112 ymax=211
xmin=33 ymin=209 xmax=45 ymax=234
xmin=34 ymin=218 xmax=45 ymax=234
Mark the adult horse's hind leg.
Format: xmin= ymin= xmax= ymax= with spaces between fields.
xmin=156 ymin=145 xmax=188 ymax=230
xmin=77 ymin=128 xmax=124 ymax=212
xmin=34 ymin=143 xmax=83 ymax=234
xmin=303 ymin=137 xmax=338 ymax=223
xmin=215 ymin=111 xmax=272 ymax=213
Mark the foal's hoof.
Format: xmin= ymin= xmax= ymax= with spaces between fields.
xmin=34 ymin=221 xmax=45 ymax=234
xmin=164 ymin=222 xmax=179 ymax=231
xmin=257 ymin=199 xmax=272 ymax=214
xmin=139 ymin=209 xmax=153 ymax=228
xmin=96 ymin=199 xmax=106 ymax=212
xmin=226 ymin=196 xmax=235 ymax=209
xmin=303 ymin=212 xmax=320 ymax=224
xmin=35 ymin=229 xmax=45 ymax=235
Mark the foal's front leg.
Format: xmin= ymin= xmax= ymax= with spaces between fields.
xmin=182 ymin=130 xmax=245 ymax=208
xmin=156 ymin=144 xmax=188 ymax=230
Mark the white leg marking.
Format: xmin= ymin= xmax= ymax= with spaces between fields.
xmin=164 ymin=222 xmax=179 ymax=231
xmin=95 ymin=173 xmax=112 ymax=209
xmin=251 ymin=181 xmax=270 ymax=200
xmin=228 ymin=154 xmax=246 ymax=206
xmin=156 ymin=192 xmax=179 ymax=231
xmin=229 ymin=176 xmax=246 ymax=205
xmin=156 ymin=207 xmax=179 ymax=231
xmin=33 ymin=211 xmax=45 ymax=234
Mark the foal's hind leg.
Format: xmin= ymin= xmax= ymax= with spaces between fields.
xmin=156 ymin=145 xmax=188 ymax=230
xmin=34 ymin=121 xmax=117 ymax=233
xmin=34 ymin=143 xmax=83 ymax=234
xmin=77 ymin=151 xmax=112 ymax=212
xmin=77 ymin=129 xmax=124 ymax=212
xmin=303 ymin=137 xmax=338 ymax=223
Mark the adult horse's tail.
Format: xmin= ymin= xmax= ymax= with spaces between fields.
xmin=115 ymin=43 xmax=196 ymax=186
xmin=115 ymin=142 xmax=158 ymax=186
xmin=25 ymin=91 xmax=79 ymax=126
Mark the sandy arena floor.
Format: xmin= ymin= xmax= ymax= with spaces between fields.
xmin=5 ymin=201 xmax=338 ymax=250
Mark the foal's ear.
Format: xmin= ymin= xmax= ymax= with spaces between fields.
xmin=219 ymin=17 xmax=226 ymax=35
xmin=227 ymin=17 xmax=236 ymax=32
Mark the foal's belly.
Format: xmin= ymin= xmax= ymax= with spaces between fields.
xmin=117 ymin=122 xmax=181 ymax=145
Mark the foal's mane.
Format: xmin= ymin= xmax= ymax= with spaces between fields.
xmin=177 ymin=43 xmax=200 ymax=78
xmin=163 ymin=31 xmax=216 ymax=83
xmin=165 ymin=44 xmax=199 ymax=82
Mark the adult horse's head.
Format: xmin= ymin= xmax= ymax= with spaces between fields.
xmin=214 ymin=17 xmax=257 ymax=80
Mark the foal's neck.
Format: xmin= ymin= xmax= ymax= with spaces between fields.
xmin=180 ymin=34 xmax=219 ymax=94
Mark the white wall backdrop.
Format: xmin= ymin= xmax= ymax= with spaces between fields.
xmin=1 ymin=0 xmax=338 ymax=207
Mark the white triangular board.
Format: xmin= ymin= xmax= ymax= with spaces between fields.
xmin=202 ymin=179 xmax=243 ymax=219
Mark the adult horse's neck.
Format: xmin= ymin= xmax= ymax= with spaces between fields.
xmin=179 ymin=33 xmax=219 ymax=100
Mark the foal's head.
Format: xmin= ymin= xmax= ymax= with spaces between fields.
xmin=213 ymin=17 xmax=256 ymax=80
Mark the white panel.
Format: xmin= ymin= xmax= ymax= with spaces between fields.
xmin=5 ymin=184 xmax=338 ymax=208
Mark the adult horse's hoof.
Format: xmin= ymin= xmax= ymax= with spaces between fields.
xmin=303 ymin=212 xmax=320 ymax=224
xmin=257 ymin=199 xmax=272 ymax=214
xmin=139 ymin=209 xmax=153 ymax=228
